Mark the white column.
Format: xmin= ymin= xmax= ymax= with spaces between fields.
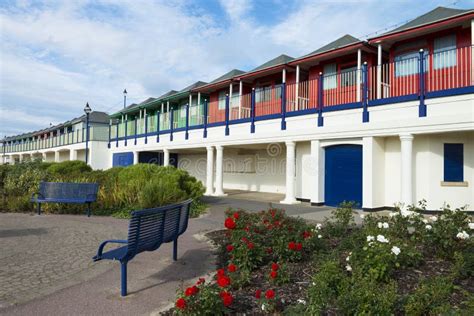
xmin=54 ymin=151 xmax=60 ymax=162
xmin=163 ymin=149 xmax=170 ymax=167
xmin=356 ymin=49 xmax=362 ymax=102
xmin=70 ymin=149 xmax=77 ymax=161
xmin=18 ymin=154 xmax=23 ymax=163
xmin=133 ymin=151 xmax=139 ymax=165
xmin=363 ymin=137 xmax=374 ymax=209
xmin=205 ymin=146 xmax=214 ymax=196
xmin=197 ymin=92 xmax=201 ymax=105
xmin=281 ymin=141 xmax=299 ymax=204
xmin=189 ymin=94 xmax=192 ymax=106
xmin=238 ymin=80 xmax=243 ymax=119
xmin=377 ymin=43 xmax=382 ymax=99
xmin=400 ymin=134 xmax=414 ymax=207
xmin=295 ymin=65 xmax=300 ymax=110
xmin=282 ymin=68 xmax=286 ymax=83
xmin=42 ymin=152 xmax=47 ymax=162
xmin=214 ymin=145 xmax=226 ymax=196
xmin=161 ymin=102 xmax=164 ymax=113
xmin=310 ymin=140 xmax=324 ymax=205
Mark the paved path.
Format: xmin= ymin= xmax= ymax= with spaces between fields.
xmin=0 ymin=192 xmax=346 ymax=315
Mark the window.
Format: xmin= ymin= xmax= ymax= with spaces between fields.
xmin=395 ymin=50 xmax=429 ymax=77
xmin=255 ymin=85 xmax=277 ymax=103
xmin=323 ymin=64 xmax=337 ymax=90
xmin=218 ymin=90 xmax=226 ymax=110
xmin=180 ymin=105 xmax=186 ymax=118
xmin=444 ymin=143 xmax=463 ymax=182
xmin=434 ymin=35 xmax=456 ymax=70
xmin=340 ymin=65 xmax=358 ymax=87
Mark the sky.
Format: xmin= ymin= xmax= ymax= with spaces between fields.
xmin=0 ymin=0 xmax=472 ymax=137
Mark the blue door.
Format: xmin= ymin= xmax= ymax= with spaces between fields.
xmin=113 ymin=152 xmax=134 ymax=167
xmin=324 ymin=145 xmax=362 ymax=207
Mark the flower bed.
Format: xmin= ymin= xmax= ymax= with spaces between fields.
xmin=168 ymin=203 xmax=473 ymax=315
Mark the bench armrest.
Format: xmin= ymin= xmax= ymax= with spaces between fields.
xmin=30 ymin=192 xmax=44 ymax=201
xmin=93 ymin=239 xmax=128 ymax=261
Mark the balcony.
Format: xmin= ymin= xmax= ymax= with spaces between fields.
xmin=3 ymin=125 xmax=109 ymax=154
xmin=109 ymin=45 xmax=473 ymax=143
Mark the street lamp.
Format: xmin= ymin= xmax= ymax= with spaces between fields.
xmin=84 ymin=102 xmax=92 ymax=165
xmin=123 ymin=89 xmax=127 ymax=109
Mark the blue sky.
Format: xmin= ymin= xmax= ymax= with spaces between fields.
xmin=1 ymin=0 xmax=473 ymax=137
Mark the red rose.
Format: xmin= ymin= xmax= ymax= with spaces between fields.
xmin=265 ymin=289 xmax=275 ymax=299
xmin=296 ymin=242 xmax=303 ymax=251
xmin=228 ymin=264 xmax=237 ymax=272
xmin=185 ymin=286 xmax=198 ymax=296
xmin=271 ymin=263 xmax=279 ymax=271
xmin=303 ymin=231 xmax=311 ymax=239
xmin=288 ymin=241 xmax=296 ymax=250
xmin=274 ymin=221 xmax=280 ymax=227
xmin=233 ymin=212 xmax=239 ymax=219
xmin=225 ymin=218 xmax=236 ymax=229
xmin=217 ymin=275 xmax=231 ymax=288
xmin=255 ymin=289 xmax=262 ymax=299
xmin=266 ymin=247 xmax=273 ymax=254
xmin=226 ymin=244 xmax=234 ymax=252
xmin=217 ymin=268 xmax=226 ymax=276
xmin=270 ymin=271 xmax=278 ymax=279
xmin=196 ymin=278 xmax=205 ymax=285
xmin=247 ymin=242 xmax=254 ymax=250
xmin=241 ymin=237 xmax=248 ymax=243
xmin=176 ymin=298 xmax=186 ymax=309
xmin=220 ymin=291 xmax=233 ymax=306
xmin=270 ymin=210 xmax=276 ymax=217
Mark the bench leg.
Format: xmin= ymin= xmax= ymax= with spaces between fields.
xmin=121 ymin=262 xmax=127 ymax=297
xmin=173 ymin=239 xmax=178 ymax=261
xmin=87 ymin=202 xmax=91 ymax=217
xmin=37 ymin=203 xmax=41 ymax=216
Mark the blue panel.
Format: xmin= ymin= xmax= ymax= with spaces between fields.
xmin=324 ymin=145 xmax=363 ymax=207
xmin=444 ymin=144 xmax=463 ymax=182
xmin=113 ymin=152 xmax=134 ymax=167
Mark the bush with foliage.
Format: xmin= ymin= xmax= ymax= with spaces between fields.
xmin=0 ymin=160 xmax=205 ymax=217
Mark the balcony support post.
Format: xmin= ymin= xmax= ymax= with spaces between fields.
xmin=318 ymin=72 xmax=324 ymax=127
xmin=124 ymin=114 xmax=128 ymax=146
xmin=185 ymin=103 xmax=190 ymax=140
xmin=134 ymin=116 xmax=138 ymax=145
xmin=250 ymin=88 xmax=256 ymax=133
xmin=144 ymin=108 xmax=148 ymax=144
xmin=295 ymin=65 xmax=300 ymax=111
xmin=419 ymin=49 xmax=426 ymax=117
xmin=225 ymin=94 xmax=230 ymax=136
xmin=156 ymin=111 xmax=160 ymax=143
xmin=238 ymin=80 xmax=243 ymax=119
xmin=170 ymin=108 xmax=174 ymax=142
xmin=203 ymin=99 xmax=208 ymax=138
xmin=356 ymin=49 xmax=362 ymax=102
xmin=362 ymin=62 xmax=369 ymax=123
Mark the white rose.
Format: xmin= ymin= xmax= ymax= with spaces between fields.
xmin=430 ymin=216 xmax=438 ymax=222
xmin=422 ymin=219 xmax=428 ymax=224
xmin=367 ymin=235 xmax=375 ymax=242
xmin=456 ymin=231 xmax=470 ymax=240
xmin=425 ymin=225 xmax=432 ymax=230
xmin=346 ymin=256 xmax=350 ymax=262
xmin=382 ymin=222 xmax=389 ymax=229
xmin=345 ymin=265 xmax=352 ymax=272
xmin=297 ymin=299 xmax=306 ymax=305
xmin=377 ymin=222 xmax=383 ymax=229
xmin=391 ymin=246 xmax=401 ymax=256
xmin=317 ymin=234 xmax=322 ymax=239
xmin=376 ymin=235 xmax=389 ymax=243
xmin=468 ymin=223 xmax=474 ymax=230
xmin=315 ymin=223 xmax=322 ymax=230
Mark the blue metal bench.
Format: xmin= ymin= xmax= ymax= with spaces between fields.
xmin=92 ymin=199 xmax=192 ymax=296
xmin=31 ymin=182 xmax=99 ymax=217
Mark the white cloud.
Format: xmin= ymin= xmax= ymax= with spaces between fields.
xmin=0 ymin=0 xmax=453 ymax=137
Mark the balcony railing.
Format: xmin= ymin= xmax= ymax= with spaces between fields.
xmin=3 ymin=125 xmax=109 ymax=154
xmin=107 ymin=45 xmax=473 ymax=142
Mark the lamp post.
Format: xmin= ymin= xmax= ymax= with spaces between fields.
xmin=84 ymin=102 xmax=92 ymax=165
xmin=123 ymin=89 xmax=127 ymax=109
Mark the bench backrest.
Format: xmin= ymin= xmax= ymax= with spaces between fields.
xmin=39 ymin=182 xmax=99 ymax=201
xmin=124 ymin=199 xmax=192 ymax=261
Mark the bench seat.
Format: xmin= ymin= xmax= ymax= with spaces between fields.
xmin=93 ymin=199 xmax=192 ymax=296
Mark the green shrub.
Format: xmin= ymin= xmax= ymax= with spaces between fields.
xmin=2 ymin=162 xmax=205 ymax=216
xmin=338 ymin=275 xmax=398 ymax=315
xmin=323 ymin=201 xmax=356 ymax=237
xmin=306 ymin=260 xmax=348 ymax=314
xmin=404 ymin=276 xmax=454 ymax=315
